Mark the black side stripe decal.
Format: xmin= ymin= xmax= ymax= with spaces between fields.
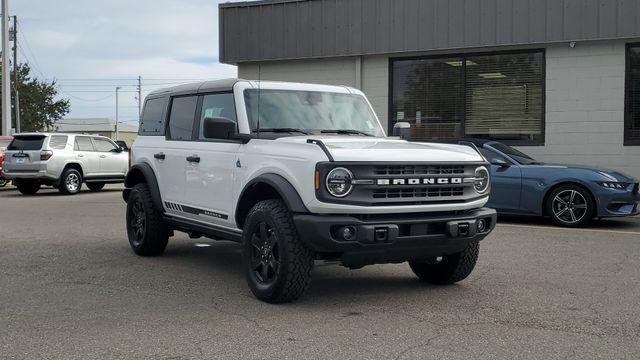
xmin=164 ymin=201 xmax=228 ymax=220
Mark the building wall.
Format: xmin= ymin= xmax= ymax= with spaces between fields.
xmin=522 ymin=41 xmax=640 ymax=179
xmin=238 ymin=56 xmax=391 ymax=129
xmin=239 ymin=58 xmax=358 ymax=87
xmin=237 ymin=40 xmax=640 ymax=178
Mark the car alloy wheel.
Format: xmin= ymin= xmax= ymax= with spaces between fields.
xmin=249 ymin=221 xmax=280 ymax=285
xmin=129 ymin=197 xmax=146 ymax=247
xmin=552 ymin=189 xmax=588 ymax=224
xmin=65 ymin=173 xmax=80 ymax=192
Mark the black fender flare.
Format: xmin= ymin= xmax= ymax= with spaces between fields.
xmin=236 ymin=174 xmax=309 ymax=227
xmin=122 ymin=162 xmax=164 ymax=211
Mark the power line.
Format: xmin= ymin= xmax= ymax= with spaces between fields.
xmin=56 ymin=92 xmax=115 ymax=102
xmin=16 ymin=22 xmax=46 ymax=78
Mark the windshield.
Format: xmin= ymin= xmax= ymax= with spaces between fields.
xmin=490 ymin=143 xmax=540 ymax=165
xmin=244 ymin=89 xmax=384 ymax=137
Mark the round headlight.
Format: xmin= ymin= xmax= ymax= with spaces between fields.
xmin=326 ymin=167 xmax=354 ymax=198
xmin=474 ymin=166 xmax=490 ymax=193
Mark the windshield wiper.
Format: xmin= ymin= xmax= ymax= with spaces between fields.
xmin=253 ymin=128 xmax=310 ymax=135
xmin=320 ymin=129 xmax=373 ymax=136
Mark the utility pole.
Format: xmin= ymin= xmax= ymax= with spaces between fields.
xmin=11 ymin=15 xmax=18 ymax=132
xmin=1 ymin=0 xmax=12 ymax=136
xmin=115 ymin=86 xmax=121 ymax=141
xmin=137 ymin=76 xmax=142 ymax=120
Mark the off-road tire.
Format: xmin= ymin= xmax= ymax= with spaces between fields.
xmin=58 ymin=168 xmax=82 ymax=195
xmin=546 ymin=184 xmax=595 ymax=228
xmin=243 ymin=199 xmax=314 ymax=303
xmin=126 ymin=183 xmax=169 ymax=256
xmin=409 ymin=241 xmax=479 ymax=284
xmin=15 ymin=179 xmax=41 ymax=195
xmin=86 ymin=182 xmax=106 ymax=192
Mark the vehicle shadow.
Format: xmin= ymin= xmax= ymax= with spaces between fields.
xmin=161 ymin=240 xmax=456 ymax=305
xmin=498 ymin=214 xmax=640 ymax=231
xmin=3 ymin=188 xmax=123 ymax=197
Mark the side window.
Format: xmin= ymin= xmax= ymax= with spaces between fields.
xmin=74 ymin=136 xmax=94 ymax=151
xmin=198 ymin=93 xmax=237 ymax=140
xmin=167 ymin=96 xmax=198 ymax=141
xmin=93 ymin=138 xmax=118 ymax=152
xmin=49 ymin=135 xmax=68 ymax=150
xmin=140 ymin=97 xmax=167 ymax=135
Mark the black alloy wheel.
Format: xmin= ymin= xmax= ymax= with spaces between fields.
xmin=249 ymin=221 xmax=280 ymax=285
xmin=125 ymin=183 xmax=168 ymax=256
xmin=242 ymin=199 xmax=314 ymax=303
xmin=128 ymin=196 xmax=146 ymax=248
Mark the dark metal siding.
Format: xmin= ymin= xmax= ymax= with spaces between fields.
xmin=220 ymin=0 xmax=640 ymax=64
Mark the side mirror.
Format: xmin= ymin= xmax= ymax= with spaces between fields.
xmin=491 ymin=158 xmax=510 ymax=167
xmin=393 ymin=122 xmax=411 ymax=140
xmin=203 ymin=117 xmax=237 ymax=140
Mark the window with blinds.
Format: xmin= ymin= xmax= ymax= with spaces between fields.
xmin=391 ymin=51 xmax=545 ymax=145
xmin=626 ymin=44 xmax=640 ymax=145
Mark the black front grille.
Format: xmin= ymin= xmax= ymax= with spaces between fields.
xmin=373 ymin=187 xmax=465 ymax=199
xmin=374 ymin=165 xmax=465 ymax=176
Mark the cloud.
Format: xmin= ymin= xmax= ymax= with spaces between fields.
xmin=13 ymin=0 xmax=246 ymax=120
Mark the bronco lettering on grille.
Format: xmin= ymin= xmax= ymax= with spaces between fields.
xmin=376 ymin=178 xmax=463 ymax=185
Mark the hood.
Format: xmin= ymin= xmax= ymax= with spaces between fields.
xmin=275 ymin=136 xmax=485 ymax=162
xmin=525 ymin=163 xmax=636 ymax=182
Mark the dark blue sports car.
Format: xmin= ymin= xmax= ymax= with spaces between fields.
xmin=462 ymin=140 xmax=639 ymax=227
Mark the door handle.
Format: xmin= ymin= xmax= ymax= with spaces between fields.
xmin=100 ymin=155 xmax=107 ymax=159
xmin=154 ymin=153 xmax=165 ymax=160
xmin=77 ymin=154 xmax=85 ymax=158
xmin=186 ymin=155 xmax=200 ymax=163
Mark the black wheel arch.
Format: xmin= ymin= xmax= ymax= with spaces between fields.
xmin=235 ymin=174 xmax=309 ymax=229
xmin=123 ymin=163 xmax=164 ymax=211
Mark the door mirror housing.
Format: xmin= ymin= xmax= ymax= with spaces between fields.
xmin=393 ymin=122 xmax=411 ymax=140
xmin=203 ymin=117 xmax=237 ymax=140
xmin=491 ymin=158 xmax=510 ymax=167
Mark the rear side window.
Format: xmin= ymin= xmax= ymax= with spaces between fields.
xmin=140 ymin=97 xmax=168 ymax=135
xmin=74 ymin=136 xmax=94 ymax=151
xmin=167 ymin=96 xmax=197 ymax=141
xmin=49 ymin=135 xmax=68 ymax=150
xmin=8 ymin=136 xmax=46 ymax=151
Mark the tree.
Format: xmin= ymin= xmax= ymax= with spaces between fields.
xmin=0 ymin=63 xmax=70 ymax=132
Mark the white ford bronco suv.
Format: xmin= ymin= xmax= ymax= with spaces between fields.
xmin=123 ymin=79 xmax=496 ymax=303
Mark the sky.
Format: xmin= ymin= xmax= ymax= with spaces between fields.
xmin=12 ymin=0 xmax=245 ymax=125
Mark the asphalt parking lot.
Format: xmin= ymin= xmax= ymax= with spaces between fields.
xmin=1 ymin=185 xmax=639 ymax=359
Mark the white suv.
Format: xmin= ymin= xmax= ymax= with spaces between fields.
xmin=123 ymin=79 xmax=496 ymax=303
xmin=3 ymin=133 xmax=129 ymax=195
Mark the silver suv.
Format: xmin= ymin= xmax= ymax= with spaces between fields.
xmin=2 ymin=133 xmax=129 ymax=195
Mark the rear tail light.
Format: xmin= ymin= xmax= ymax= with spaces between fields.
xmin=40 ymin=150 xmax=53 ymax=161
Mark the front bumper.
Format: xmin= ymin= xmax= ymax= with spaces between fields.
xmin=293 ymin=207 xmax=496 ymax=268
xmin=597 ymin=184 xmax=640 ymax=217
